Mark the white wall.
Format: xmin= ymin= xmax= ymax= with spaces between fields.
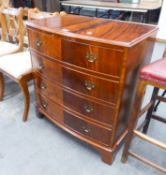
xmin=157 ymin=0 xmax=166 ymax=40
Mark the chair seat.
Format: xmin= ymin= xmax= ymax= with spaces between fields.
xmin=0 ymin=51 xmax=32 ymax=79
xmin=0 ymin=41 xmax=19 ymax=56
xmin=140 ymin=58 xmax=166 ymax=85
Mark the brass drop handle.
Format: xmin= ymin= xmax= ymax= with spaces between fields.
xmin=84 ymin=105 xmax=93 ymax=113
xmin=86 ymin=53 xmax=97 ymax=63
xmin=85 ymin=81 xmax=96 ymax=91
xmin=42 ymin=101 xmax=48 ymax=109
xmin=36 ymin=39 xmax=42 ymax=47
xmin=41 ymin=82 xmax=47 ymax=89
xmin=39 ymin=62 xmax=44 ymax=70
xmin=82 ymin=126 xmax=91 ymax=133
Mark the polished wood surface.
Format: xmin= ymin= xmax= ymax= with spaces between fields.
xmin=27 ymin=15 xmax=157 ymax=47
xmin=62 ymin=39 xmax=124 ymax=77
xmin=64 ymin=111 xmax=112 ymax=146
xmin=35 ymin=76 xmax=115 ymax=127
xmin=27 ymin=15 xmax=157 ymax=164
xmin=28 ymin=28 xmax=61 ymax=58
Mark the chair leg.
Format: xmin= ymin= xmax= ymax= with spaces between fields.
xmin=142 ymin=87 xmax=159 ymax=134
xmin=121 ymin=80 xmax=146 ymax=162
xmin=153 ymin=90 xmax=166 ymax=112
xmin=0 ymin=72 xmax=4 ymax=101
xmin=19 ymin=79 xmax=30 ymax=122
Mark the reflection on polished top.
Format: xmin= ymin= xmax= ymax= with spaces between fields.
xmin=26 ymin=15 xmax=157 ymax=47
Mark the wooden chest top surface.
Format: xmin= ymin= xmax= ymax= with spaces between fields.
xmin=26 ymin=15 xmax=157 ymax=47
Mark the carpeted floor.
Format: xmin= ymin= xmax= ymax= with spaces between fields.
xmin=0 ymin=42 xmax=165 ymax=175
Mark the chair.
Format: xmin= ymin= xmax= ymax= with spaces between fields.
xmin=121 ymin=58 xmax=166 ymax=173
xmin=0 ymin=7 xmax=24 ymax=56
xmin=28 ymin=8 xmax=67 ymax=20
xmin=153 ymin=47 xmax=166 ymax=112
xmin=0 ymin=7 xmax=32 ymax=121
xmin=0 ymin=8 xmax=67 ymax=121
xmin=0 ymin=51 xmax=32 ymax=121
xmin=0 ymin=0 xmax=12 ymax=7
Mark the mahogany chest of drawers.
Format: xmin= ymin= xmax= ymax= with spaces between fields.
xmin=27 ymin=15 xmax=157 ymax=164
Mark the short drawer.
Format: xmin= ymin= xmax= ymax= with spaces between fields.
xmin=28 ymin=28 xmax=61 ymax=59
xmin=37 ymin=95 xmax=63 ymax=123
xmin=64 ymin=112 xmax=112 ymax=146
xmin=62 ymin=40 xmax=124 ymax=77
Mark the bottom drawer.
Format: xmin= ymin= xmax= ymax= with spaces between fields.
xmin=37 ymin=94 xmax=112 ymax=146
xmin=64 ymin=113 xmax=112 ymax=146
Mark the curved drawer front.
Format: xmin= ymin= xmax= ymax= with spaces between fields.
xmin=35 ymin=76 xmax=63 ymax=105
xmin=31 ymin=53 xmax=63 ymax=83
xmin=64 ymin=112 xmax=112 ymax=146
xmin=63 ymin=91 xmax=115 ymax=126
xmin=37 ymin=95 xmax=112 ymax=146
xmin=28 ymin=28 xmax=61 ymax=59
xmin=63 ymin=67 xmax=119 ymax=104
xmin=62 ymin=40 xmax=124 ymax=77
xmin=31 ymin=54 xmax=119 ymax=104
xmin=37 ymin=95 xmax=63 ymax=123
xmin=35 ymin=76 xmax=115 ymax=126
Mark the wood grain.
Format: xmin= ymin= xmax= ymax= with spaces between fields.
xmin=27 ymin=15 xmax=157 ymax=164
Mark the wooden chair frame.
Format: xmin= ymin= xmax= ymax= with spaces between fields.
xmin=153 ymin=48 xmax=166 ymax=112
xmin=0 ymin=7 xmax=31 ymax=121
xmin=0 ymin=70 xmax=33 ymax=121
xmin=121 ymin=77 xmax=166 ymax=174
xmin=0 ymin=7 xmax=24 ymax=52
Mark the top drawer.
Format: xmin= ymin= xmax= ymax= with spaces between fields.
xmin=62 ymin=40 xmax=124 ymax=77
xmin=27 ymin=28 xmax=61 ymax=59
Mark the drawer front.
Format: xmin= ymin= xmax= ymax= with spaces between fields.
xmin=63 ymin=68 xmax=119 ymax=104
xmin=62 ymin=40 xmax=124 ymax=77
xmin=37 ymin=95 xmax=63 ymax=123
xmin=35 ymin=76 xmax=63 ymax=105
xmin=64 ymin=112 xmax=111 ymax=146
xmin=35 ymin=76 xmax=115 ymax=126
xmin=31 ymin=54 xmax=119 ymax=104
xmin=28 ymin=28 xmax=61 ymax=59
xmin=63 ymin=91 xmax=115 ymax=126
xmin=31 ymin=53 xmax=63 ymax=83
